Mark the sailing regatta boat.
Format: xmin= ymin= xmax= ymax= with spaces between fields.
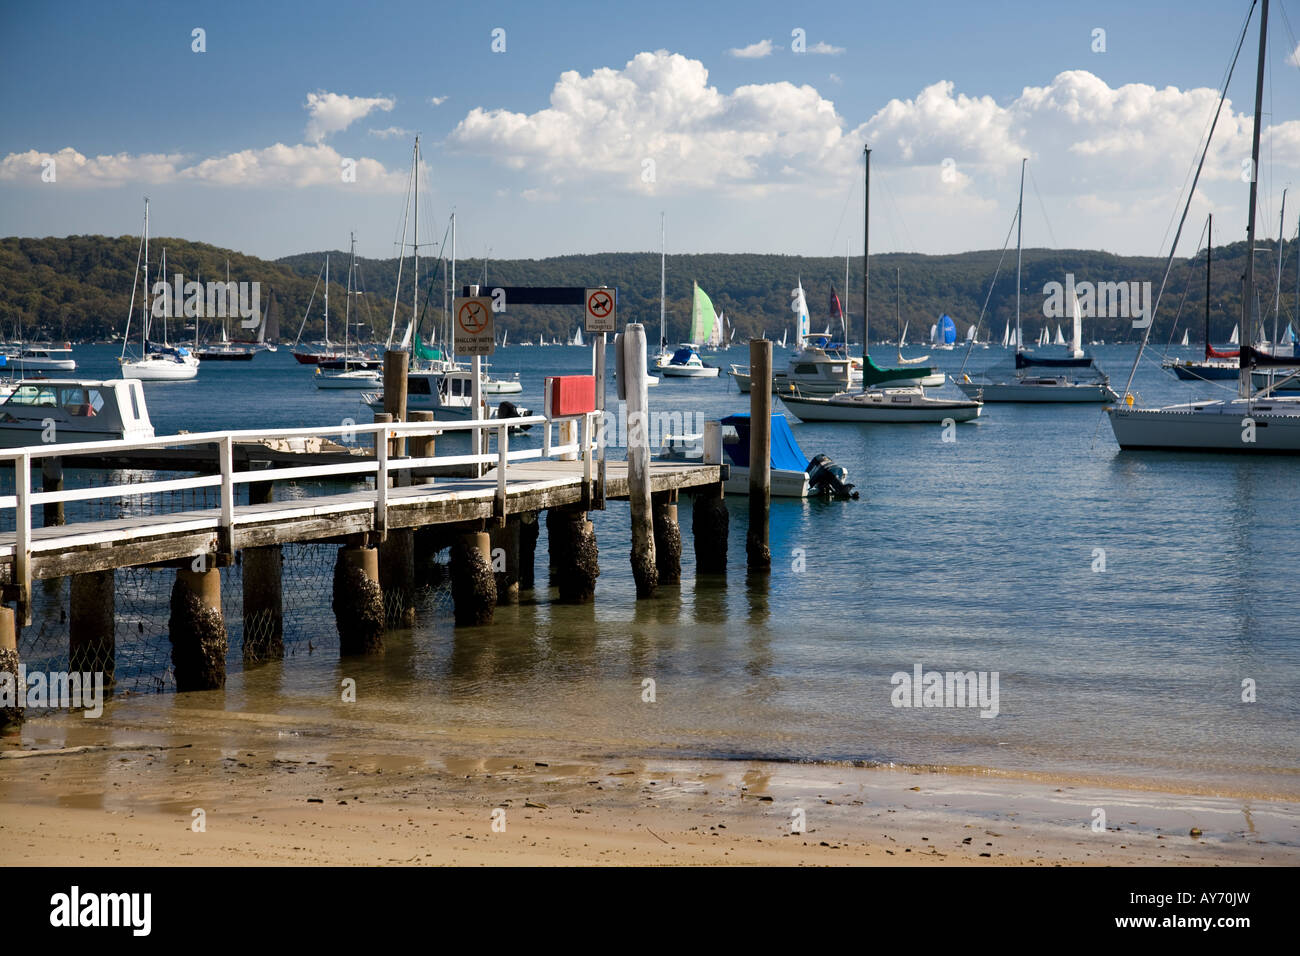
xmin=955 ymin=159 xmax=1117 ymax=403
xmin=1181 ymin=329 xmax=1191 ymax=346
xmin=730 ymin=280 xmax=855 ymax=394
xmin=931 ymin=314 xmax=957 ymax=350
xmin=661 ymin=282 xmax=720 ymax=377
xmin=292 ymin=253 xmax=343 ymax=365
xmin=1162 ymin=215 xmax=1240 ymax=381
xmin=315 ymin=234 xmax=381 ymax=390
xmin=1109 ymin=0 xmax=1300 ymax=451
xmin=120 ymin=202 xmax=200 ymax=382
xmin=779 ymin=145 xmax=982 ymax=424
xmin=197 ymin=259 xmax=256 ymax=361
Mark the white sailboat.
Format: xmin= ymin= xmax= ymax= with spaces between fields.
xmin=1109 ymin=0 xmax=1300 ymax=452
xmin=779 ymin=145 xmax=982 ymax=424
xmin=1181 ymin=329 xmax=1190 ymax=346
xmin=661 ymin=282 xmax=721 ymax=378
xmin=316 ymin=234 xmax=381 ymax=390
xmin=119 ymin=204 xmax=200 ymax=382
xmin=955 ymin=159 xmax=1117 ymax=403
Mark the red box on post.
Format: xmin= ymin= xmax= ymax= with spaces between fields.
xmin=544 ymin=375 xmax=596 ymax=417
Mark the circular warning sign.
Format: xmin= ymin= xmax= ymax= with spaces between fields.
xmin=587 ymin=289 xmax=613 ymax=318
xmin=458 ymin=299 xmax=490 ymax=334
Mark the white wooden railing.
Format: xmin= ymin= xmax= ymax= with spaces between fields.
xmin=1 ymin=412 xmax=597 ymax=614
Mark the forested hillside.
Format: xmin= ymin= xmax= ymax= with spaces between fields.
xmin=2 ymin=234 xmax=1294 ymax=346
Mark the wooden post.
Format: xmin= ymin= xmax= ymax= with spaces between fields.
xmin=624 ymin=323 xmax=657 ymax=597
xmin=242 ymin=476 xmax=283 ymax=661
xmin=169 ymin=567 xmax=227 ymax=691
xmin=383 ymin=349 xmax=409 ymax=458
xmin=451 ymin=531 xmax=496 ymax=625
xmin=692 ymin=483 xmax=729 ymax=576
xmin=0 ymin=606 xmax=20 ymax=730
xmin=70 ymin=570 xmax=115 ymax=686
xmin=652 ymin=490 xmax=681 ymax=585
xmin=547 ymin=505 xmax=599 ymax=603
xmin=333 ymin=545 xmax=384 ymax=654
xmin=489 ymin=519 xmax=520 ymax=605
xmin=379 ymin=528 xmax=416 ymax=627
xmin=747 ymin=338 xmax=772 ymax=573
xmin=42 ymin=457 xmax=64 ymax=527
xmin=519 ymin=510 xmax=539 ymax=591
xmin=409 ymin=410 xmax=435 ymax=485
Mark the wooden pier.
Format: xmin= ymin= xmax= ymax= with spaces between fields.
xmin=0 ymin=398 xmax=728 ymax=724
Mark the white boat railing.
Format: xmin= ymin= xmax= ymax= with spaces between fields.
xmin=0 ymin=412 xmax=596 ymax=616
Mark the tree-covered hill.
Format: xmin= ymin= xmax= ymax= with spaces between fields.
xmin=2 ymin=234 xmax=1294 ymax=347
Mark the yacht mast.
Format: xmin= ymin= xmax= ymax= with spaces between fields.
xmin=1272 ymin=188 xmax=1286 ymax=348
xmin=1015 ymin=158 xmax=1026 ymax=356
xmin=413 ymin=136 xmax=420 ymax=353
xmin=1241 ymin=0 xmax=1268 ymax=397
xmin=660 ymin=212 xmax=666 ymax=353
xmin=863 ymin=145 xmax=870 ymax=356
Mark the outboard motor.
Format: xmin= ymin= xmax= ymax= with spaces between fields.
xmin=497 ymin=400 xmax=533 ymax=430
xmin=806 ymin=453 xmax=858 ymax=500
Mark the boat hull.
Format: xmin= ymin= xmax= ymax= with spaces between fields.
xmin=121 ymin=360 xmax=199 ymax=381
xmin=13 ymin=358 xmax=77 ymax=371
xmin=779 ymin=391 xmax=982 ymax=423
xmin=196 ymin=349 xmax=255 ymax=361
xmin=315 ymin=373 xmax=381 ymax=390
xmin=955 ymin=380 xmax=1117 ymax=403
xmin=1108 ymin=401 xmax=1300 ymax=452
xmin=661 ymin=365 xmax=719 ymax=378
xmin=1169 ymin=362 xmax=1239 ymax=381
xmin=724 ymin=465 xmax=810 ymax=498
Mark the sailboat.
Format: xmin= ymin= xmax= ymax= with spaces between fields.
xmin=570 ymin=326 xmax=585 ymax=347
xmin=1162 ymin=216 xmax=1240 ymax=381
xmin=196 ymin=260 xmax=257 ymax=361
xmin=661 ymin=282 xmax=720 ymax=377
xmin=895 ymin=270 xmax=931 ymax=367
xmin=119 ymin=203 xmax=200 ymax=382
xmin=730 ymin=280 xmax=855 ymax=394
xmin=955 ymin=159 xmax=1117 ymax=403
xmin=778 ymin=145 xmax=982 ymax=424
xmin=931 ymin=314 xmax=957 ymax=350
xmin=1181 ymin=329 xmax=1190 ymax=346
xmin=649 ymin=212 xmax=672 ymax=376
xmin=315 ymin=234 xmax=381 ymax=390
xmin=1109 ymin=0 xmax=1300 ymax=451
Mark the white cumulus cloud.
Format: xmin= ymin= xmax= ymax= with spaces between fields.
xmin=727 ymin=39 xmax=773 ymax=59
xmin=0 ymin=147 xmax=185 ymax=185
xmin=807 ymin=41 xmax=845 ymax=55
xmin=304 ymin=91 xmax=395 ymax=143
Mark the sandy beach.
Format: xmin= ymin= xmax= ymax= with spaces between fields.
xmin=2 ymin=700 xmax=1296 ymax=866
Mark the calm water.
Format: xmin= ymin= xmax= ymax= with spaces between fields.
xmin=15 ymin=342 xmax=1300 ymax=797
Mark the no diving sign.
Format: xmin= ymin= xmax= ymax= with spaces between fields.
xmin=453 ymin=296 xmax=495 ymax=355
xmin=585 ymin=287 xmax=616 ymax=333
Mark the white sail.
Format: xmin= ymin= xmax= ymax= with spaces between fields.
xmin=572 ymin=326 xmax=584 ymax=347
xmin=1054 ymin=324 xmax=1066 ymax=345
xmin=791 ymin=282 xmax=810 ymax=349
xmin=929 ymin=323 xmax=938 ymax=344
xmin=1001 ymin=321 xmax=1009 ymax=347
xmin=1070 ymin=292 xmax=1084 ymax=358
xmin=900 ymin=321 xmax=909 ymax=347
xmin=1181 ymin=329 xmax=1189 ymax=346
xmin=1229 ymin=324 xmax=1239 ymax=345
xmin=780 ymin=329 xmax=788 ymax=348
xmin=965 ymin=325 xmax=976 ymax=342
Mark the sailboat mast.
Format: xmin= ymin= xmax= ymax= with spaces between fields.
xmin=142 ymin=199 xmax=150 ymax=352
xmin=413 ymin=136 xmax=420 ymax=351
xmin=660 ymin=212 xmax=666 ymax=352
xmin=1206 ymin=215 xmax=1213 ymax=360
xmin=1015 ymin=158 xmax=1026 ymax=354
xmin=1241 ymin=0 xmax=1268 ymax=397
xmin=863 ymin=145 xmax=871 ymax=357
xmin=1273 ymin=188 xmax=1286 ymax=348
xmin=450 ymin=212 xmax=457 ymax=356
xmin=324 ymin=254 xmax=330 ymax=347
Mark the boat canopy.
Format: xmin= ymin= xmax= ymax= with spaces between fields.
xmin=670 ymin=346 xmax=697 ymax=364
xmin=1015 ymin=353 xmax=1093 ymax=369
xmin=146 ymin=340 xmax=191 ymax=358
xmin=720 ymin=413 xmax=806 ymax=472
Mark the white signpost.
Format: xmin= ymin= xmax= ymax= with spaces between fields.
xmin=584 ymin=288 xmax=615 ymax=506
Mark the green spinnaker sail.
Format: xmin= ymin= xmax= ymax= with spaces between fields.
xmin=690 ymin=282 xmax=717 ymax=345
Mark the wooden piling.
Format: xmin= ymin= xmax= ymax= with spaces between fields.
xmin=379 ymin=528 xmax=416 ymax=627
xmin=652 ymin=491 xmax=682 ymax=585
xmin=70 ymin=569 xmax=115 ymax=685
xmin=692 ymin=483 xmax=729 ymax=575
xmin=242 ymin=473 xmax=283 ymax=662
xmin=408 ymin=410 xmax=435 ymax=485
xmin=169 ymin=567 xmax=227 ymax=691
xmin=0 ymin=607 xmax=20 ymax=729
xmin=489 ymin=519 xmax=520 ymax=605
xmin=519 ymin=510 xmax=539 ymax=590
xmin=747 ymin=338 xmax=772 ymax=573
xmin=333 ymin=545 xmax=384 ymax=655
xmin=451 ymin=531 xmax=496 ymax=625
xmin=547 ymin=505 xmax=599 ymax=603
xmin=624 ymin=323 xmax=657 ymax=598
xmin=42 ymin=457 xmax=64 ymax=527
xmin=383 ymin=350 xmax=409 ymax=458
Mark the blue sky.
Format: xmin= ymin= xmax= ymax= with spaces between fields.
xmin=2 ymin=0 xmax=1299 ymax=262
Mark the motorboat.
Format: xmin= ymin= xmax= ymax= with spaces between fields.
xmin=0 ymin=379 xmax=154 ymax=447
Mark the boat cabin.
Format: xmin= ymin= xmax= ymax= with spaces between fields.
xmin=0 ymin=379 xmax=154 ymax=448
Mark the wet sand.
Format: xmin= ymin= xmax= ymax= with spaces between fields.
xmin=2 ymin=700 xmax=1296 ymax=866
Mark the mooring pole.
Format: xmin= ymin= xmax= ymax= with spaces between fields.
xmin=383 ymin=349 xmax=409 ymax=459
xmin=0 ymin=606 xmax=21 ymax=729
xmin=594 ymin=331 xmax=607 ymax=508
xmin=624 ymin=323 xmax=657 ymax=597
xmin=41 ymin=457 xmax=63 ymax=527
xmin=747 ymin=338 xmax=772 ymax=572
